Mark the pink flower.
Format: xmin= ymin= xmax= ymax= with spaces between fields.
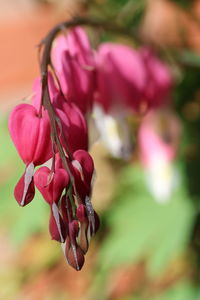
xmin=71 ymin=149 xmax=94 ymax=201
xmin=95 ymin=43 xmax=173 ymax=113
xmin=8 ymin=104 xmax=52 ymax=166
xmin=34 ymin=167 xmax=70 ymax=242
xmin=55 ymin=101 xmax=88 ymax=153
xmin=34 ymin=166 xmax=69 ymax=205
xmin=8 ymin=104 xmax=52 ymax=206
xmin=72 ymin=149 xmax=94 ymax=184
xmin=65 ymin=27 xmax=94 ymax=66
xmin=32 ymin=74 xmax=89 ymax=152
xmin=52 ymin=27 xmax=95 ymax=115
xmin=95 ymin=43 xmax=146 ymax=113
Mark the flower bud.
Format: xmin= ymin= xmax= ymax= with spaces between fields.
xmin=65 ymin=241 xmax=85 ymax=271
xmin=14 ymin=163 xmax=35 ymax=206
xmin=64 ymin=220 xmax=85 ymax=271
xmin=49 ymin=204 xmax=66 ymax=242
xmin=71 ymin=150 xmax=95 ymax=201
xmin=77 ymin=204 xmax=89 ymax=253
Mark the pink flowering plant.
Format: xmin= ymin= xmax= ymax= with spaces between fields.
xmin=8 ymin=17 xmax=173 ymax=271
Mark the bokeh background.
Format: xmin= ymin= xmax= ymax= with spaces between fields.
xmin=1 ymin=0 xmax=200 ymax=299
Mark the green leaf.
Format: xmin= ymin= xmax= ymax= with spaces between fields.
xmin=180 ymin=50 xmax=200 ymax=68
xmin=98 ymin=165 xmax=195 ymax=276
xmin=154 ymin=281 xmax=199 ymax=300
xmin=9 ymin=191 xmax=48 ymax=246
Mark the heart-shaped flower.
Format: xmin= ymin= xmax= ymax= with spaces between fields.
xmin=9 ymin=104 xmax=52 ymax=166
xmin=52 ymin=27 xmax=95 ymax=115
xmin=71 ymin=149 xmax=95 ymax=200
xmin=95 ymin=43 xmax=147 ymax=113
xmin=32 ymin=74 xmax=89 ymax=153
xmin=34 ymin=166 xmax=69 ymax=204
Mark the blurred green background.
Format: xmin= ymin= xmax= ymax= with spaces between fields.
xmin=1 ymin=0 xmax=200 ymax=299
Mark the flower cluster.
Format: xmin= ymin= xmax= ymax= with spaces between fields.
xmin=8 ymin=25 xmax=172 ymax=270
xmin=9 ymin=74 xmax=99 ymax=270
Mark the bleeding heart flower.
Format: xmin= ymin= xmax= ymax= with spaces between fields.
xmin=49 ymin=203 xmax=66 ymax=242
xmin=63 ymin=220 xmax=85 ymax=271
xmin=65 ymin=26 xmax=94 ymax=66
xmin=8 ymin=104 xmax=52 ymax=166
xmin=32 ymin=73 xmax=89 ymax=153
xmin=55 ymin=100 xmax=88 ymax=153
xmin=52 ymin=27 xmax=95 ymax=115
xmin=72 ymin=149 xmax=94 ymax=183
xmin=34 ymin=166 xmax=69 ymax=243
xmin=34 ymin=166 xmax=69 ymax=204
xmin=9 ymin=104 xmax=52 ymax=206
xmin=95 ymin=43 xmax=147 ymax=113
xmin=71 ymin=149 xmax=95 ymax=200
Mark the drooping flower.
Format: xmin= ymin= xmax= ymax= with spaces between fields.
xmin=32 ymin=74 xmax=89 ymax=152
xmin=51 ymin=27 xmax=95 ymax=115
xmin=34 ymin=166 xmax=69 ymax=205
xmin=8 ymin=104 xmax=52 ymax=206
xmin=32 ymin=73 xmax=88 ymax=153
xmin=95 ymin=43 xmax=172 ymax=113
xmin=95 ymin=43 xmax=147 ymax=113
xmin=8 ymin=104 xmax=52 ymax=166
xmin=71 ymin=149 xmax=95 ymax=201
xmin=30 ymin=73 xmax=98 ymax=270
